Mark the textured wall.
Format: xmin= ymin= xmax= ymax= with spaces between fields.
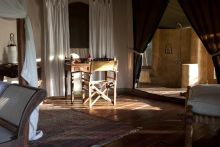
xmin=150 ymin=28 xmax=216 ymax=87
xmin=113 ymin=0 xmax=133 ymax=88
xmin=151 ymin=28 xmax=192 ymax=87
xmin=198 ymin=40 xmax=216 ymax=84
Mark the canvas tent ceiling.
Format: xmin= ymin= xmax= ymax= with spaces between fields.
xmin=158 ymin=0 xmax=190 ymax=28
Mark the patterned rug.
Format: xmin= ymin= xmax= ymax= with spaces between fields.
xmin=31 ymin=103 xmax=133 ymax=147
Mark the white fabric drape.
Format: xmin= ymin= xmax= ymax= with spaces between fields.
xmin=22 ymin=17 xmax=38 ymax=87
xmin=43 ymin=0 xmax=70 ymax=96
xmin=89 ymin=0 xmax=114 ymax=58
xmin=0 ymin=0 xmax=40 ymax=141
xmin=70 ymin=48 xmax=89 ymax=58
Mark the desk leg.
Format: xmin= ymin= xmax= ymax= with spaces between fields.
xmin=71 ymin=72 xmax=74 ymax=104
xmin=65 ymin=70 xmax=67 ymax=99
xmin=82 ymin=72 xmax=85 ymax=103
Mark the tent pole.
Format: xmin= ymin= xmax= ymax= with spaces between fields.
xmin=17 ymin=18 xmax=27 ymax=85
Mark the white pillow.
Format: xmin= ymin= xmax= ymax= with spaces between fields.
xmin=188 ymin=84 xmax=220 ymax=117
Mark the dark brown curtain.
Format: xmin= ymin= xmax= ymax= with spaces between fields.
xmin=132 ymin=0 xmax=168 ymax=88
xmin=179 ymin=0 xmax=220 ymax=83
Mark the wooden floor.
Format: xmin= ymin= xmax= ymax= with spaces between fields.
xmin=137 ymin=83 xmax=186 ymax=99
xmin=38 ymin=93 xmax=220 ymax=147
xmin=137 ymin=87 xmax=186 ymax=99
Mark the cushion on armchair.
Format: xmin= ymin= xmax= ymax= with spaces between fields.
xmin=0 ymin=85 xmax=36 ymax=126
xmin=0 ymin=81 xmax=9 ymax=96
xmin=187 ymin=84 xmax=220 ymax=117
xmin=0 ymin=126 xmax=15 ymax=143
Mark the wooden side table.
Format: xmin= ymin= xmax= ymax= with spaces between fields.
xmin=0 ymin=63 xmax=41 ymax=82
xmin=0 ymin=64 xmax=18 ymax=81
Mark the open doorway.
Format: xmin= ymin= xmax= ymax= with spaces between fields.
xmin=136 ymin=0 xmax=216 ymax=99
xmin=69 ymin=1 xmax=89 ymax=58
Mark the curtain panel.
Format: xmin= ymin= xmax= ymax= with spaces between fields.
xmin=89 ymin=0 xmax=114 ymax=58
xmin=179 ymin=0 xmax=220 ymax=83
xmin=132 ymin=0 xmax=168 ymax=88
xmin=43 ymin=0 xmax=70 ymax=96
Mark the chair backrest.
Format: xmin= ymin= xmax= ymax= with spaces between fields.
xmin=0 ymin=84 xmax=46 ymax=136
xmin=90 ymin=59 xmax=118 ymax=72
xmin=0 ymin=82 xmax=9 ymax=96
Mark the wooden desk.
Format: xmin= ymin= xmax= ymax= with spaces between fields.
xmin=64 ymin=60 xmax=90 ymax=103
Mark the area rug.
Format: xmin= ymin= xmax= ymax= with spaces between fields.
xmin=31 ymin=103 xmax=132 ymax=147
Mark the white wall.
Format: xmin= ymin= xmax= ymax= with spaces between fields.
xmin=0 ymin=19 xmax=17 ymax=64
xmin=113 ymin=0 xmax=133 ymax=88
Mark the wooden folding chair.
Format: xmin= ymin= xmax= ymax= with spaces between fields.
xmin=82 ymin=58 xmax=118 ymax=108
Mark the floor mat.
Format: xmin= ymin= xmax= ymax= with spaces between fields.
xmin=31 ymin=104 xmax=132 ymax=147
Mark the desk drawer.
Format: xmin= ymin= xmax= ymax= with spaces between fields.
xmin=71 ymin=65 xmax=90 ymax=72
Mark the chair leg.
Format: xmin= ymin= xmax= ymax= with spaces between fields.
xmin=185 ymin=106 xmax=193 ymax=147
xmin=64 ymin=70 xmax=68 ymax=99
xmin=82 ymin=90 xmax=85 ymax=102
xmin=82 ymin=72 xmax=85 ymax=103
xmin=106 ymin=83 xmax=109 ymax=98
xmin=89 ymin=84 xmax=92 ymax=108
xmin=185 ymin=121 xmax=193 ymax=147
xmin=113 ymin=82 xmax=116 ymax=106
xmin=24 ymin=121 xmax=29 ymax=147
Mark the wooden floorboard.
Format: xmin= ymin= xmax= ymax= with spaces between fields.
xmin=35 ymin=94 xmax=220 ymax=147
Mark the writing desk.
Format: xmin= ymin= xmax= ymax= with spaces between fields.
xmin=64 ymin=59 xmax=90 ymax=103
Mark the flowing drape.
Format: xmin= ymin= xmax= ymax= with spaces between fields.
xmin=178 ymin=0 xmax=220 ymax=83
xmin=89 ymin=0 xmax=114 ymax=58
xmin=43 ymin=0 xmax=70 ymax=96
xmin=132 ymin=0 xmax=168 ymax=88
xmin=0 ymin=0 xmax=40 ymax=141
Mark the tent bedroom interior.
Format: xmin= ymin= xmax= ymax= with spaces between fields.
xmin=0 ymin=0 xmax=220 ymax=146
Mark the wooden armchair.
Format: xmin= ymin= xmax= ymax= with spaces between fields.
xmin=0 ymin=82 xmax=46 ymax=147
xmin=82 ymin=58 xmax=118 ymax=108
xmin=185 ymin=84 xmax=220 ymax=147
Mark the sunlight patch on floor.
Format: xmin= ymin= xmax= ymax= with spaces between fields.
xmin=43 ymin=96 xmax=163 ymax=111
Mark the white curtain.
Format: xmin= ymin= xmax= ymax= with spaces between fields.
xmin=89 ymin=0 xmax=114 ymax=58
xmin=70 ymin=48 xmax=89 ymax=58
xmin=0 ymin=0 xmax=40 ymax=141
xmin=43 ymin=0 xmax=70 ymax=96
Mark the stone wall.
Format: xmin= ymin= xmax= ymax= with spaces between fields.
xmin=149 ymin=28 xmax=216 ymax=88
